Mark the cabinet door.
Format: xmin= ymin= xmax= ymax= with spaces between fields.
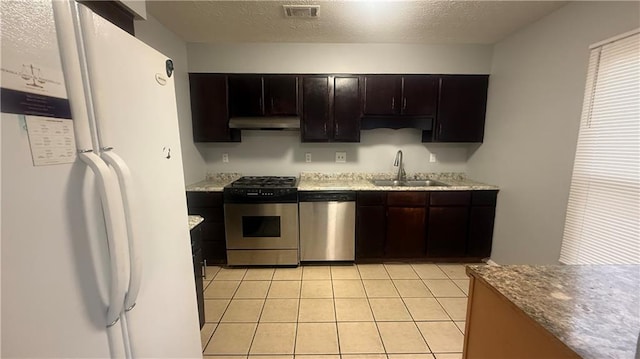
xmin=186 ymin=192 xmax=227 ymax=264
xmin=228 ymin=75 xmax=263 ymax=116
xmin=356 ymin=206 xmax=386 ymax=260
xmin=188 ymin=74 xmax=240 ymax=142
xmin=427 ymin=207 xmax=469 ymax=258
xmin=385 ymin=207 xmax=426 ymax=258
xmin=265 ymin=75 xmax=299 ymax=115
xmin=468 ymin=206 xmax=496 ymax=258
xmin=301 ymin=76 xmax=330 ymax=142
xmin=333 ymin=76 xmax=361 ymax=142
xmin=363 ymin=75 xmax=400 ymax=115
xmin=192 ymin=247 xmax=205 ymax=328
xmin=435 ymin=75 xmax=489 ymax=142
xmin=401 ymin=75 xmax=438 ymax=116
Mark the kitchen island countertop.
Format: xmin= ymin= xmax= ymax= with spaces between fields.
xmin=188 ymin=215 xmax=204 ymax=230
xmin=297 ymin=172 xmax=498 ymax=191
xmin=466 ymin=264 xmax=640 ymax=359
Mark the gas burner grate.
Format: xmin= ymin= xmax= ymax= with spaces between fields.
xmin=230 ymin=176 xmax=297 ymax=188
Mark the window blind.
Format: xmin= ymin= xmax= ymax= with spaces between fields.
xmin=559 ymin=30 xmax=640 ymax=264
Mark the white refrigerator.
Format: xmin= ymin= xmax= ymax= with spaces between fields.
xmin=1 ymin=0 xmax=202 ymax=358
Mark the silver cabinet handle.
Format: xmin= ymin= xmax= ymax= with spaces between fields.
xmin=202 ymin=259 xmax=207 ymax=279
xmin=391 ymin=97 xmax=395 ymax=109
xmin=403 ymin=98 xmax=407 ymax=110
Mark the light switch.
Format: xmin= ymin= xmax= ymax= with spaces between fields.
xmin=222 ymin=153 xmax=229 ymax=163
xmin=429 ymin=153 xmax=437 ymax=163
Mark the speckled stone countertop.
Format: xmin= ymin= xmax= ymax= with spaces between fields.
xmin=467 ymin=265 xmax=640 ymax=359
xmin=297 ymin=172 xmax=498 ymax=191
xmin=188 ymin=215 xmax=204 ymax=231
xmin=186 ymin=173 xmax=242 ymax=192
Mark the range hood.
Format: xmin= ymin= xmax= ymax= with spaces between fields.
xmin=229 ymin=116 xmax=300 ymax=130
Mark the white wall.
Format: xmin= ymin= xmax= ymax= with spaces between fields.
xmin=467 ymin=1 xmax=640 ymax=264
xmin=198 ymin=129 xmax=468 ymax=176
xmin=188 ymin=42 xmax=494 ymax=178
xmin=117 ymin=0 xmax=146 ymax=20
xmin=134 ymin=16 xmax=206 ymax=185
xmin=188 ymin=43 xmax=493 ymax=74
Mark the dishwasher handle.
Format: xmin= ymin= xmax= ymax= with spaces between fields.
xmin=298 ymin=191 xmax=356 ymax=202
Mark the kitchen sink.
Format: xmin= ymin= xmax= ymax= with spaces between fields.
xmin=372 ymin=179 xmax=449 ymax=187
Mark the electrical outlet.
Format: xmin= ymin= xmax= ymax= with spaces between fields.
xmin=305 ymin=152 xmax=312 ymax=163
xmin=222 ymin=153 xmax=229 ymax=163
xmin=335 ymin=151 xmax=346 ymax=163
xmin=429 ymin=153 xmax=437 ymax=163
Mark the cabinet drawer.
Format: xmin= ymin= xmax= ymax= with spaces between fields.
xmin=471 ymin=190 xmax=498 ymax=206
xmin=387 ymin=192 xmax=428 ymax=206
xmin=357 ymin=192 xmax=386 ymax=206
xmin=187 ymin=192 xmax=223 ymax=207
xmin=430 ymin=191 xmax=471 ymax=206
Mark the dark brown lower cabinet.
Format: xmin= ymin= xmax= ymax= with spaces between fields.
xmin=355 ymin=192 xmax=386 ymax=260
xmin=355 ymin=190 xmax=497 ymax=262
xmin=385 ymin=207 xmax=426 ymax=258
xmin=190 ymin=226 xmax=205 ymax=328
xmin=468 ymin=191 xmax=498 ymax=258
xmin=186 ymin=192 xmax=227 ymax=264
xmin=385 ymin=191 xmax=428 ymax=258
xmin=426 ymin=207 xmax=469 ymax=258
xmin=356 ymin=205 xmax=386 ymax=260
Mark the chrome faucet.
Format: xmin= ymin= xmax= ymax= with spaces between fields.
xmin=394 ymin=150 xmax=406 ymax=182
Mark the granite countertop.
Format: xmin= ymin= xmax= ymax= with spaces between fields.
xmin=186 ymin=173 xmax=242 ymax=192
xmin=188 ymin=215 xmax=204 ymax=230
xmin=467 ymin=264 xmax=640 ymax=359
xmin=297 ymin=172 xmax=498 ymax=191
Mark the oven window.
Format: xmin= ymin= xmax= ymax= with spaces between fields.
xmin=242 ymin=216 xmax=281 ymax=238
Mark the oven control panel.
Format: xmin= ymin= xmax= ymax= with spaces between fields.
xmin=223 ymin=188 xmax=298 ymax=203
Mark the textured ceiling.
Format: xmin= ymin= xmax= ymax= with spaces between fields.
xmin=147 ymin=1 xmax=567 ymax=44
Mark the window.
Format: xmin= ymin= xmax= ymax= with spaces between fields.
xmin=559 ymin=29 xmax=640 ymax=264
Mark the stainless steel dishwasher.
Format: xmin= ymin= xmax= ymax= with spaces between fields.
xmin=298 ymin=191 xmax=356 ymax=261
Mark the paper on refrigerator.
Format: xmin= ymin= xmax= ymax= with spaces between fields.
xmin=25 ymin=116 xmax=76 ymax=166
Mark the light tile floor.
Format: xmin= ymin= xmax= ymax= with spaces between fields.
xmin=201 ymin=263 xmax=475 ymax=359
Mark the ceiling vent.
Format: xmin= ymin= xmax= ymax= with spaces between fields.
xmin=283 ymin=5 xmax=319 ymax=18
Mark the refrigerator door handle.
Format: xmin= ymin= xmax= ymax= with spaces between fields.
xmin=78 ymin=152 xmax=130 ymax=327
xmin=101 ymin=149 xmax=142 ymax=312
xmin=51 ymin=0 xmax=129 ymax=329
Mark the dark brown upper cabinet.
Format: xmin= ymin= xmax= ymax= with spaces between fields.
xmin=188 ymin=73 xmax=240 ymax=142
xmin=301 ymin=75 xmax=360 ymax=142
xmin=228 ymin=75 xmax=299 ymax=117
xmin=362 ymin=75 xmax=438 ymax=117
xmin=424 ymin=75 xmax=489 ymax=143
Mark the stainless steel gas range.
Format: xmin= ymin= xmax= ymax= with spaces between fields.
xmin=223 ymin=176 xmax=299 ymax=266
